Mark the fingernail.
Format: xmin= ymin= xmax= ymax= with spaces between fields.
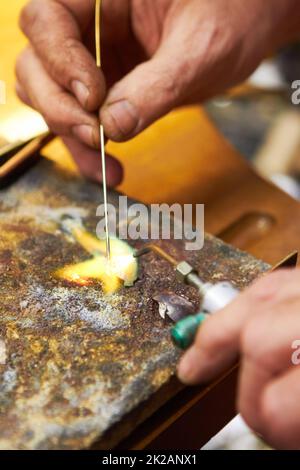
xmin=72 ymin=125 xmax=98 ymax=148
xmin=103 ymin=100 xmax=139 ymax=141
xmin=71 ymin=80 xmax=90 ymax=108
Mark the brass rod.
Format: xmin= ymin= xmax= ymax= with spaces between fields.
xmin=95 ymin=0 xmax=102 ymax=67
xmin=134 ymin=245 xmax=178 ymax=267
xmin=95 ymin=0 xmax=111 ymax=260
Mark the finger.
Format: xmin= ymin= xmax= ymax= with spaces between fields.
xmin=237 ymin=356 xmax=274 ymax=436
xmin=99 ymin=0 xmax=230 ymax=142
xmin=16 ymin=47 xmax=99 ymax=148
xmin=15 ymin=80 xmax=33 ymax=108
xmin=237 ymin=288 xmax=300 ymax=432
xmin=62 ymin=137 xmax=123 ymax=188
xmin=100 ymin=46 xmax=190 ymax=142
xmin=16 ymin=67 xmax=123 ymax=187
xmin=241 ymin=291 xmax=300 ymax=376
xmin=177 ymin=269 xmax=297 ymax=385
xmin=177 ymin=288 xmax=254 ymax=385
xmin=20 ymin=0 xmax=105 ymax=111
xmin=259 ymin=367 xmax=300 ymax=449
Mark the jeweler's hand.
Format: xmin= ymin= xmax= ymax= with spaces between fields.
xmin=178 ymin=269 xmax=300 ymax=449
xmin=16 ymin=0 xmax=300 ymax=184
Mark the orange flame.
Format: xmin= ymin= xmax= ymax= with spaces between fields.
xmin=55 ymin=225 xmax=138 ymax=294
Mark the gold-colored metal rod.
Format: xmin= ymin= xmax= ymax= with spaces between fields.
xmin=95 ymin=0 xmax=102 ymax=68
xmin=95 ymin=0 xmax=111 ymax=260
xmin=100 ymin=123 xmax=111 ymax=260
xmin=134 ymin=245 xmax=178 ymax=267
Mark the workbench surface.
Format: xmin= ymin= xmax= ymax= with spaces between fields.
xmin=0 ymin=160 xmax=268 ymax=449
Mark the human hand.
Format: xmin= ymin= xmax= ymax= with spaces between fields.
xmin=16 ymin=0 xmax=299 ymax=184
xmin=178 ymin=269 xmax=300 ymax=449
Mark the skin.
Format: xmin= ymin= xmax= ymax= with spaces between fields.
xmin=17 ymin=0 xmax=300 ymax=185
xmin=178 ymin=269 xmax=300 ymax=449
xmin=17 ymin=0 xmax=300 ymax=448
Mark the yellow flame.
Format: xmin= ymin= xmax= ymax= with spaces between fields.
xmin=55 ymin=227 xmax=138 ymax=295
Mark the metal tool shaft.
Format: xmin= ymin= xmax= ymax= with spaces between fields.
xmin=100 ymin=123 xmax=111 ymax=260
xmin=96 ymin=0 xmax=110 ymax=260
xmin=134 ymin=245 xmax=178 ymax=267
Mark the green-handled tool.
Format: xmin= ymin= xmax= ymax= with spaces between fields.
xmin=171 ymin=313 xmax=207 ymax=350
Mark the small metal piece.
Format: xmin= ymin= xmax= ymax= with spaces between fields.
xmin=153 ymin=293 xmax=195 ymax=322
xmin=175 ymin=261 xmax=195 ymax=283
xmin=171 ymin=313 xmax=207 ymax=350
xmin=134 ymin=244 xmax=208 ymax=293
xmin=134 ymin=245 xmax=206 ymax=292
xmin=185 ymin=272 xmax=206 ymax=293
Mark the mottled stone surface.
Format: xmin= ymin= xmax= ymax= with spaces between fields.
xmin=0 ymin=160 xmax=269 ymax=449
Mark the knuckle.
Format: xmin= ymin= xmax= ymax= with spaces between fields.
xmin=161 ymin=71 xmax=181 ymax=105
xmin=54 ymin=38 xmax=82 ymax=84
xmin=44 ymin=37 xmax=85 ymax=88
xmin=142 ymin=61 xmax=182 ymax=108
xmin=46 ymin=48 xmax=64 ymax=82
xmin=19 ymin=0 xmax=41 ymax=35
xmin=159 ymin=65 xmax=184 ymax=106
xmin=64 ymin=37 xmax=81 ymax=55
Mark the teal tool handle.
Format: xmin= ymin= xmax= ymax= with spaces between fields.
xmin=171 ymin=313 xmax=207 ymax=350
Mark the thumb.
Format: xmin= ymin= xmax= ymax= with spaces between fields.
xmin=100 ymin=51 xmax=186 ymax=142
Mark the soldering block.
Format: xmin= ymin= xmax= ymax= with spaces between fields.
xmin=0 ymin=159 xmax=270 ymax=449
